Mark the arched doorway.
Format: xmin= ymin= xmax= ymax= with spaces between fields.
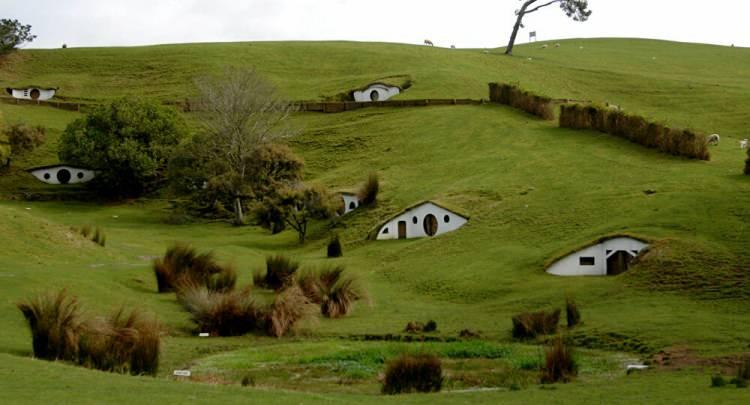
xmin=370 ymin=90 xmax=379 ymax=102
xmin=423 ymin=214 xmax=438 ymax=236
xmin=606 ymin=251 xmax=634 ymax=275
xmin=30 ymin=89 xmax=41 ymax=100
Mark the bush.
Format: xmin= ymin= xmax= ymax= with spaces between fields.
xmin=404 ymin=320 xmax=438 ymax=333
xmin=382 ymin=353 xmax=443 ymax=395
xmin=540 ymin=336 xmax=577 ymax=384
xmin=58 ymin=98 xmax=187 ymax=197
xmin=488 ymin=83 xmax=554 ymax=120
xmin=711 ymin=375 xmax=727 ymax=387
xmin=565 ymin=298 xmax=581 ymax=328
xmin=296 ymin=265 xmax=365 ymax=318
xmin=16 ymin=290 xmax=82 ymax=361
xmin=559 ymin=103 xmax=710 ymax=160
xmin=152 ymin=243 xmax=233 ymax=293
xmin=266 ymin=286 xmax=314 ymax=337
xmin=256 ymin=255 xmax=299 ymax=290
xmin=177 ymin=286 xmax=263 ymax=337
xmin=78 ymin=308 xmax=160 ymax=376
xmin=4 ymin=122 xmax=45 ymax=154
xmin=357 ymin=173 xmax=379 ymax=206
xmin=512 ymin=309 xmax=560 ymax=340
xmin=0 ymin=142 xmax=11 ymax=167
xmin=744 ymin=149 xmax=750 ymax=175
xmin=327 ymin=234 xmax=343 ymax=258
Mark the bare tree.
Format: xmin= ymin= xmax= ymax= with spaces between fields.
xmin=505 ymin=0 xmax=592 ymax=56
xmin=194 ymin=68 xmax=297 ymax=225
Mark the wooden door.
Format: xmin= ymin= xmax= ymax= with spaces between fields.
xmin=398 ymin=221 xmax=407 ymax=239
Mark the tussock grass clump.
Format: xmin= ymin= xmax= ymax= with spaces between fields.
xmin=540 ymin=336 xmax=578 ymax=384
xmin=78 ymin=308 xmax=161 ymax=376
xmin=405 ymin=320 xmax=438 ymax=333
xmin=266 ymin=286 xmax=315 ymax=337
xmin=489 ymin=83 xmax=555 ymax=120
xmin=16 ymin=290 xmax=83 ymax=361
xmin=74 ymin=225 xmax=106 ymax=247
xmin=382 ymin=353 xmax=444 ymax=395
xmin=177 ymin=286 xmax=263 ymax=337
xmin=744 ymin=149 xmax=750 ymax=175
xmin=327 ymin=234 xmax=343 ymax=258
xmin=566 ymin=297 xmax=581 ymax=328
xmin=255 ymin=255 xmax=299 ymax=290
xmin=357 ymin=173 xmax=380 ymax=206
xmin=559 ymin=103 xmax=710 ymax=160
xmin=92 ymin=227 xmax=106 ymax=247
xmin=153 ymin=243 xmax=233 ymax=293
xmin=296 ymin=265 xmax=365 ymax=318
xmin=512 ymin=309 xmax=560 ymax=340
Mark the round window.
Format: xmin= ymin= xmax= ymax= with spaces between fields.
xmin=56 ymin=168 xmax=71 ymax=184
xmin=370 ymin=90 xmax=379 ymax=102
xmin=444 ymin=215 xmax=450 ymax=223
xmin=423 ymin=214 xmax=438 ymax=236
xmin=30 ymin=88 xmax=41 ymax=100
xmin=77 ymin=172 xmax=84 ymax=179
xmin=43 ymin=173 xmax=51 ymax=180
xmin=412 ymin=216 xmax=418 ymax=224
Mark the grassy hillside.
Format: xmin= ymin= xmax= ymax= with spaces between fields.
xmin=0 ymin=38 xmax=749 ymax=402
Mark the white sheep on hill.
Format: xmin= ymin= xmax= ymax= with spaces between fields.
xmin=708 ymin=134 xmax=720 ymax=146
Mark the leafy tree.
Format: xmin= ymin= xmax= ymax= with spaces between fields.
xmin=0 ymin=19 xmax=36 ymax=55
xmin=4 ymin=122 xmax=45 ymax=154
xmin=254 ymin=184 xmax=338 ymax=244
xmin=169 ymin=140 xmax=303 ymax=219
xmin=192 ymin=68 xmax=298 ymax=225
xmin=505 ymin=0 xmax=592 ymax=55
xmin=59 ymin=98 xmax=186 ymax=197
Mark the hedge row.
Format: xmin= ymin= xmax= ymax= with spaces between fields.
xmin=488 ymin=83 xmax=555 ymax=120
xmin=559 ymin=103 xmax=710 ymax=161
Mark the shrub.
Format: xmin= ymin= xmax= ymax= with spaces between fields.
xmin=0 ymin=142 xmax=10 ymax=167
xmin=711 ymin=375 xmax=727 ymax=387
xmin=58 ymin=98 xmax=187 ymax=197
xmin=152 ymin=243 xmax=230 ymax=293
xmin=404 ymin=320 xmax=437 ymax=333
xmin=327 ymin=234 xmax=343 ymax=258
xmin=78 ymin=308 xmax=160 ymax=376
xmin=511 ymin=309 xmax=560 ymax=340
xmin=177 ymin=286 xmax=263 ymax=337
xmin=16 ymin=290 xmax=82 ymax=361
xmin=256 ymin=255 xmax=299 ymax=290
xmin=540 ymin=336 xmax=577 ymax=384
xmin=559 ymin=103 xmax=710 ymax=160
xmin=4 ymin=123 xmax=45 ymax=154
xmin=296 ymin=265 xmax=365 ymax=318
xmin=565 ymin=298 xmax=581 ymax=328
xmin=266 ymin=286 xmax=314 ymax=337
xmin=744 ymin=149 xmax=750 ymax=175
xmin=382 ymin=353 xmax=443 ymax=394
xmin=424 ymin=320 xmax=438 ymax=333
xmin=358 ymin=173 xmax=379 ymax=206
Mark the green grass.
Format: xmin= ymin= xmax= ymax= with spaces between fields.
xmin=0 ymin=38 xmax=749 ymax=402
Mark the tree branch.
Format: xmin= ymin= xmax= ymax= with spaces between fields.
xmin=524 ymin=0 xmax=561 ymax=15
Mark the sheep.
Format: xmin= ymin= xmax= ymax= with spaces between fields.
xmin=424 ymin=39 xmax=434 ymax=47
xmin=541 ymin=44 xmax=548 ymax=49
xmin=483 ymin=49 xmax=490 ymax=54
xmin=741 ymin=139 xmax=749 ymax=149
xmin=605 ymin=102 xmax=621 ymax=111
xmin=555 ymin=43 xmax=561 ymax=48
xmin=708 ymin=134 xmax=720 ymax=146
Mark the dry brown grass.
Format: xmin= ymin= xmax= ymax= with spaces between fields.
xmin=357 ymin=173 xmax=380 ymax=206
xmin=540 ymin=335 xmax=578 ymax=384
xmin=296 ymin=265 xmax=365 ymax=318
xmin=16 ymin=289 xmax=83 ymax=361
xmin=382 ymin=353 xmax=444 ymax=394
xmin=177 ymin=286 xmax=264 ymax=337
xmin=511 ymin=309 xmax=560 ymax=340
xmin=255 ymin=255 xmax=299 ymax=290
xmin=153 ymin=243 xmax=234 ymax=293
xmin=266 ymin=286 xmax=316 ymax=337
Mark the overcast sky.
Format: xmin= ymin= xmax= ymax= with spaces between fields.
xmin=4 ymin=0 xmax=749 ymax=49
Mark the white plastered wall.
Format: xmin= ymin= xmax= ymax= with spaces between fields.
xmin=376 ymin=202 xmax=468 ymax=240
xmin=546 ymin=237 xmax=649 ymax=276
xmin=11 ymin=88 xmax=56 ymax=101
xmin=342 ymin=194 xmax=360 ymax=214
xmin=30 ymin=166 xmax=96 ymax=185
xmin=353 ymin=85 xmax=400 ymax=102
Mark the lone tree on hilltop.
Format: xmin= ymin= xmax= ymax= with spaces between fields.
xmin=193 ymin=68 xmax=298 ymax=225
xmin=505 ymin=0 xmax=592 ymax=55
xmin=0 ymin=19 xmax=36 ymax=55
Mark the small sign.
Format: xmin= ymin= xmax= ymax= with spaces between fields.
xmin=173 ymin=370 xmax=191 ymax=377
xmin=199 ymin=332 xmax=209 ymax=337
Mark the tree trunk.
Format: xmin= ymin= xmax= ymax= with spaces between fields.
xmin=506 ymin=1 xmax=534 ymax=55
xmin=233 ymin=197 xmax=244 ymax=225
